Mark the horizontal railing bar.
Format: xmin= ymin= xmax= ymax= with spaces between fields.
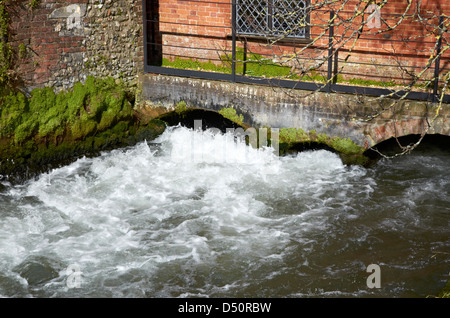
xmin=144 ymin=65 xmax=450 ymax=103
xmin=147 ymin=39 xmax=446 ymax=72
xmin=147 ymin=19 xmax=444 ymax=45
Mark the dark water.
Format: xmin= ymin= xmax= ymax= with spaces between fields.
xmin=0 ymin=127 xmax=448 ymax=298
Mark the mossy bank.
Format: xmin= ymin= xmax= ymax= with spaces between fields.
xmin=0 ymin=77 xmax=166 ymax=183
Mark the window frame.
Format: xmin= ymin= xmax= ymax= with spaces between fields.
xmin=235 ymin=0 xmax=311 ymax=41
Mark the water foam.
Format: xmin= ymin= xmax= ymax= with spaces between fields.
xmin=0 ymin=126 xmax=447 ymax=297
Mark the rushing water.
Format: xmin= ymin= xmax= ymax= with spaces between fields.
xmin=0 ymin=126 xmax=448 ymax=298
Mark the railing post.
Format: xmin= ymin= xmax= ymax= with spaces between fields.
xmin=333 ymin=48 xmax=339 ymax=84
xmin=231 ymin=0 xmax=237 ymax=82
xmin=327 ymin=10 xmax=335 ymax=92
xmin=143 ymin=0 xmax=147 ymax=70
xmin=433 ymin=15 xmax=444 ymax=103
xmin=243 ymin=38 xmax=247 ymax=76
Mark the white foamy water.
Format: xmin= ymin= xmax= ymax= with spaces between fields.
xmin=0 ymin=126 xmax=448 ymax=297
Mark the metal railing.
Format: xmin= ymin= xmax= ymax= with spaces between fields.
xmin=143 ymin=0 xmax=450 ymax=103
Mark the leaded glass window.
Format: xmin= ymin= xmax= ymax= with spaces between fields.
xmin=236 ymin=0 xmax=309 ymax=38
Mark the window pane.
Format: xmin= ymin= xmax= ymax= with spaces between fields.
xmin=272 ymin=0 xmax=308 ymax=38
xmin=236 ymin=0 xmax=269 ymax=36
xmin=236 ymin=0 xmax=308 ymax=38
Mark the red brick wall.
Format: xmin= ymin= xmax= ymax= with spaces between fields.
xmin=156 ymin=0 xmax=450 ymax=85
xmin=9 ymin=1 xmax=88 ymax=89
xmin=8 ymin=0 xmax=144 ymax=91
xmin=159 ymin=0 xmax=231 ymax=63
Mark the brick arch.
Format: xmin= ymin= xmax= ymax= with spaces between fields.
xmin=364 ymin=117 xmax=449 ymax=148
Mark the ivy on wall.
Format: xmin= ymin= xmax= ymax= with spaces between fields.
xmin=0 ymin=0 xmax=39 ymax=85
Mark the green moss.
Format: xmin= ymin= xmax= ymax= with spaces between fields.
xmin=135 ymin=118 xmax=166 ymax=141
xmin=329 ymin=137 xmax=363 ymax=155
xmin=15 ymin=120 xmax=37 ymax=144
xmin=175 ymin=100 xmax=187 ymax=114
xmin=346 ymin=78 xmax=397 ymax=88
xmin=0 ymin=1 xmax=11 ymax=84
xmin=0 ymin=76 xmax=167 ymax=181
xmin=162 ymin=49 xmax=423 ymax=89
xmin=0 ymin=88 xmax=28 ymax=137
xmin=270 ymin=126 xmax=368 ymax=166
xmin=279 ymin=127 xmax=309 ymax=143
xmin=218 ymin=107 xmax=244 ymax=125
xmin=0 ymin=76 xmax=135 ymax=143
xmin=29 ymin=0 xmax=40 ymax=9
xmin=162 ymin=58 xmax=231 ymax=74
xmin=279 ymin=128 xmax=297 ymax=143
xmin=317 ymin=133 xmax=328 ymax=144
xmin=438 ymin=276 xmax=450 ymax=298
xmin=67 ymin=81 xmax=88 ymax=120
xmin=98 ymin=107 xmax=117 ymax=131
xmin=70 ymin=117 xmax=97 ymax=140
xmin=162 ymin=49 xmax=299 ymax=79
xmin=18 ymin=43 xmax=26 ymax=59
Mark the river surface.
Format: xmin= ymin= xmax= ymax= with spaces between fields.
xmin=0 ymin=126 xmax=448 ymax=298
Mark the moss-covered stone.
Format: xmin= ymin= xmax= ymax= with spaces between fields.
xmin=175 ymin=100 xmax=188 ymax=115
xmin=218 ymin=107 xmax=244 ymax=126
xmin=0 ymin=76 xmax=166 ymax=182
xmin=274 ymin=127 xmax=370 ymax=166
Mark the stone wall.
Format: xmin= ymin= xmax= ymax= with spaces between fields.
xmin=9 ymin=0 xmax=143 ymax=91
xmin=83 ymin=0 xmax=143 ymax=87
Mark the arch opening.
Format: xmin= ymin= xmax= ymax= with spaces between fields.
xmin=364 ymin=134 xmax=450 ymax=160
xmin=157 ymin=108 xmax=245 ymax=132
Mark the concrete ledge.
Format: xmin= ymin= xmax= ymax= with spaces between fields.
xmin=138 ymin=74 xmax=450 ymax=148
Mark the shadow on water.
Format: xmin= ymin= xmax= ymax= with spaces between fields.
xmin=364 ymin=134 xmax=450 ymax=160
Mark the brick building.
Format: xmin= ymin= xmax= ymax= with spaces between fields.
xmin=150 ymin=0 xmax=450 ymax=86
xmin=5 ymin=0 xmax=450 ymax=91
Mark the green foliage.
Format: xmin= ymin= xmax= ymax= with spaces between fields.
xmin=275 ymin=126 xmax=367 ymax=165
xmin=0 ymin=76 xmax=134 ymax=144
xmin=0 ymin=1 xmax=11 ymax=84
xmin=236 ymin=49 xmax=298 ymax=79
xmin=329 ymin=137 xmax=363 ymax=154
xmin=317 ymin=133 xmax=329 ymax=144
xmin=0 ymin=0 xmax=40 ymax=86
xmin=175 ymin=100 xmax=187 ymax=114
xmin=162 ymin=58 xmax=231 ymax=74
xmin=161 ymin=49 xmax=413 ymax=88
xmin=438 ymin=277 xmax=450 ymax=298
xmin=279 ymin=127 xmax=309 ymax=143
xmin=29 ymin=0 xmax=39 ymax=9
xmin=218 ymin=107 xmax=244 ymax=125
xmin=0 ymin=88 xmax=27 ymax=137
xmin=18 ymin=43 xmax=26 ymax=58
xmin=346 ymin=77 xmax=398 ymax=88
